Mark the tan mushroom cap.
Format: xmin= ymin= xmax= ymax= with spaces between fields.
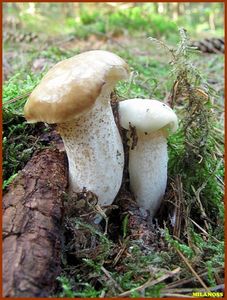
xmin=24 ymin=50 xmax=129 ymax=124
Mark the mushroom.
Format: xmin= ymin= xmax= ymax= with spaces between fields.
xmin=24 ymin=50 xmax=129 ymax=207
xmin=118 ymin=99 xmax=178 ymax=218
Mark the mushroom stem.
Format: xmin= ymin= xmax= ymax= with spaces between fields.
xmin=128 ymin=131 xmax=168 ymax=218
xmin=57 ymin=85 xmax=124 ymax=206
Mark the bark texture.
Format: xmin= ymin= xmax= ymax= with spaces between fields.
xmin=3 ymin=148 xmax=68 ymax=297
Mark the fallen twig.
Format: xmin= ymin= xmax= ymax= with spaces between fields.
xmin=113 ymin=239 xmax=128 ymax=267
xmin=117 ymin=267 xmax=181 ymax=297
xmin=101 ymin=266 xmax=124 ymax=293
xmin=172 ymin=175 xmax=183 ymax=238
xmin=189 ymin=217 xmax=221 ymax=243
xmin=175 ymin=248 xmax=209 ymax=291
xmin=166 ymin=266 xmax=223 ymax=289
xmin=3 ymin=92 xmax=31 ymax=106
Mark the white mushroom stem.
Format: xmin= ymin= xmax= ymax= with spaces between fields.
xmin=57 ymin=84 xmax=124 ymax=207
xmin=128 ymin=130 xmax=168 ymax=218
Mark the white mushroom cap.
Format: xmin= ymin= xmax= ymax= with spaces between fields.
xmin=119 ymin=99 xmax=178 ymax=134
xmin=24 ymin=50 xmax=129 ymax=124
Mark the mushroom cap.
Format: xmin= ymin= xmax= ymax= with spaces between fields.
xmin=119 ymin=99 xmax=178 ymax=134
xmin=24 ymin=50 xmax=129 ymax=124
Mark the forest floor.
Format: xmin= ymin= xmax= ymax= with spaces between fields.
xmin=3 ymin=26 xmax=225 ymax=298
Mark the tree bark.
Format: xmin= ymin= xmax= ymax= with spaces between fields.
xmin=3 ymin=148 xmax=68 ymax=297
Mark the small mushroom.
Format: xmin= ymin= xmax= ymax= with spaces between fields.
xmin=24 ymin=50 xmax=129 ymax=207
xmin=118 ymin=99 xmax=178 ymax=218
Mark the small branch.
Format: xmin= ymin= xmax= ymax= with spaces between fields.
xmin=117 ymin=267 xmax=181 ymax=297
xmin=113 ymin=240 xmax=128 ymax=267
xmin=166 ymin=266 xmax=223 ymax=289
xmin=100 ymin=266 xmax=124 ymax=293
xmin=189 ymin=217 xmax=221 ymax=243
xmin=175 ymin=249 xmax=209 ymax=291
xmin=3 ymin=92 xmax=31 ymax=106
xmin=191 ymin=184 xmax=210 ymax=231
xmin=172 ymin=175 xmax=183 ymax=238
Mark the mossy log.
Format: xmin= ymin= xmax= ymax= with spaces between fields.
xmin=3 ymin=148 xmax=68 ymax=297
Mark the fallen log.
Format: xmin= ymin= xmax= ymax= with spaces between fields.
xmin=3 ymin=148 xmax=68 ymax=297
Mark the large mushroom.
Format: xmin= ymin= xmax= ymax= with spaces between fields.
xmin=24 ymin=50 xmax=129 ymax=207
xmin=118 ymin=99 xmax=178 ymax=218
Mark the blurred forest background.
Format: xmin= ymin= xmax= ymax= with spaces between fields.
xmin=3 ymin=2 xmax=224 ymax=39
xmin=3 ymin=2 xmax=225 ymax=298
xmin=3 ymin=2 xmax=224 ymax=82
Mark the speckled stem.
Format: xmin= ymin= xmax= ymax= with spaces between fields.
xmin=57 ymin=88 xmax=124 ymax=207
xmin=128 ymin=131 xmax=168 ymax=218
